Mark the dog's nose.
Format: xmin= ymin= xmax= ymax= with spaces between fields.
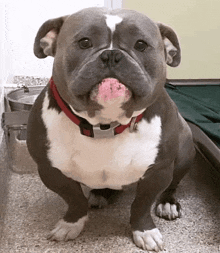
xmin=100 ymin=50 xmax=123 ymax=67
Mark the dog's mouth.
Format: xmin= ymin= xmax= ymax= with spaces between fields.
xmin=89 ymin=78 xmax=132 ymax=105
xmin=68 ymin=78 xmax=146 ymax=125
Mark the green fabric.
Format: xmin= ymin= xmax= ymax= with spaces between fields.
xmin=165 ymin=83 xmax=220 ymax=148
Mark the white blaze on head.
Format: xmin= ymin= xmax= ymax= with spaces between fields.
xmin=105 ymin=14 xmax=123 ymax=49
xmin=105 ymin=14 xmax=123 ymax=32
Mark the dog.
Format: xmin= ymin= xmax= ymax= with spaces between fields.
xmin=27 ymin=7 xmax=195 ymax=252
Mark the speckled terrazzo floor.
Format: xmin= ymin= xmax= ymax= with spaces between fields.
xmin=0 ymin=136 xmax=220 ymax=253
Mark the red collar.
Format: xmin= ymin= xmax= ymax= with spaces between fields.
xmin=49 ymin=78 xmax=143 ymax=138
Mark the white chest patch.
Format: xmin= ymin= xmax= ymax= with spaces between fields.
xmin=42 ymin=92 xmax=162 ymax=190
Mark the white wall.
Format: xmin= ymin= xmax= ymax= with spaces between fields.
xmin=0 ymin=2 xmax=6 ymax=144
xmin=3 ymin=0 xmax=106 ymax=81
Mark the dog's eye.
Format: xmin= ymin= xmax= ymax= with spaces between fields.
xmin=134 ymin=40 xmax=148 ymax=52
xmin=78 ymin=38 xmax=92 ymax=49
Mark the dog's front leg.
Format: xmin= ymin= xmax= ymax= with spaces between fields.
xmin=130 ymin=161 xmax=174 ymax=252
xmin=38 ymin=165 xmax=88 ymax=241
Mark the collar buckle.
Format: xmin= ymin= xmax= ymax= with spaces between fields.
xmin=129 ymin=116 xmax=138 ymax=133
xmin=93 ymin=121 xmax=120 ymax=139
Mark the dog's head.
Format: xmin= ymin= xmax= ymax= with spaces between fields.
xmin=34 ymin=7 xmax=180 ymax=125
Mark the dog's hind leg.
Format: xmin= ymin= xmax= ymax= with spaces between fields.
xmin=81 ymin=185 xmax=121 ymax=208
xmin=156 ymin=118 xmax=196 ymax=220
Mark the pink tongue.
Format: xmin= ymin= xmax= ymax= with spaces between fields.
xmin=97 ymin=78 xmax=131 ymax=102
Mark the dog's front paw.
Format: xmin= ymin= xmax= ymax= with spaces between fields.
xmin=133 ymin=228 xmax=164 ymax=252
xmin=156 ymin=202 xmax=182 ymax=220
xmin=47 ymin=215 xmax=88 ymax=241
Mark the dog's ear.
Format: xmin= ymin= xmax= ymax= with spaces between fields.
xmin=157 ymin=23 xmax=181 ymax=67
xmin=34 ymin=16 xmax=68 ymax=58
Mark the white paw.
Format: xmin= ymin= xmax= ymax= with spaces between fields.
xmin=88 ymin=192 xmax=108 ymax=208
xmin=133 ymin=228 xmax=164 ymax=252
xmin=47 ymin=215 xmax=88 ymax=241
xmin=156 ymin=203 xmax=181 ymax=220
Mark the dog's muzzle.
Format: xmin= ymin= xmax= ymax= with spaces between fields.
xmin=50 ymin=78 xmax=143 ymax=138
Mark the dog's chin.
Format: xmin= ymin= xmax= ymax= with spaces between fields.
xmin=69 ymin=101 xmax=145 ymax=126
xmin=70 ymin=110 xmax=141 ymax=126
xmin=89 ymin=79 xmax=132 ymax=124
xmin=69 ymin=103 xmax=133 ymax=126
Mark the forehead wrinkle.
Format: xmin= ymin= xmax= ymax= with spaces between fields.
xmin=71 ymin=23 xmax=108 ymax=41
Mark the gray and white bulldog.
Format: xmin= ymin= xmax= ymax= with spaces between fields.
xmin=27 ymin=7 xmax=195 ymax=252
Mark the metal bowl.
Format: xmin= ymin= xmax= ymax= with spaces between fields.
xmin=6 ymin=86 xmax=45 ymax=111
